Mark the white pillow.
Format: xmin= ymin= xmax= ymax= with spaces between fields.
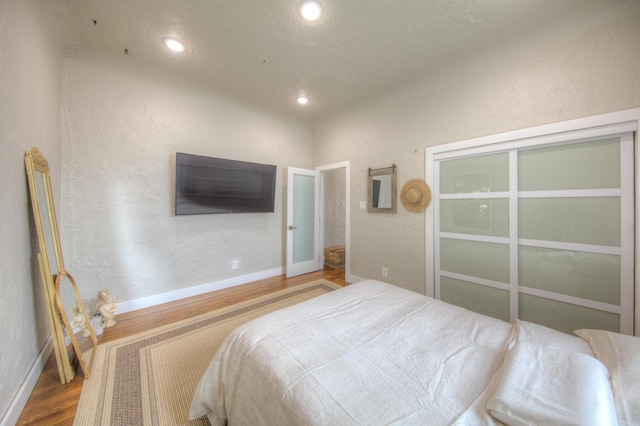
xmin=517 ymin=320 xmax=593 ymax=356
xmin=575 ymin=329 xmax=640 ymax=426
xmin=487 ymin=341 xmax=617 ymax=426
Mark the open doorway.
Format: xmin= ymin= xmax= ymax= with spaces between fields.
xmin=318 ymin=162 xmax=350 ymax=281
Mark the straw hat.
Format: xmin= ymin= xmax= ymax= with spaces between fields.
xmin=400 ymin=179 xmax=432 ymax=213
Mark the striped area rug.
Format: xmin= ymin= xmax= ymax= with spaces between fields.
xmin=74 ymin=279 xmax=342 ymax=425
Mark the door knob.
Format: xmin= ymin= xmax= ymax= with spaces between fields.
xmin=288 ymin=225 xmax=297 ymax=230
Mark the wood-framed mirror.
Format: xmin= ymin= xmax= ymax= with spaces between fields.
xmin=55 ymin=271 xmax=97 ymax=379
xmin=25 ymin=147 xmax=97 ymax=383
xmin=368 ymin=165 xmax=397 ymax=213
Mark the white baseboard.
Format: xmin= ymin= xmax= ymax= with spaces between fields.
xmin=1 ymin=337 xmax=53 ymax=426
xmin=347 ymin=273 xmax=365 ymax=284
xmin=117 ymin=267 xmax=285 ymax=314
xmin=1 ymin=266 xmax=308 ymax=424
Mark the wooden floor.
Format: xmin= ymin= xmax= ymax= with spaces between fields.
xmin=17 ymin=267 xmax=347 ymax=425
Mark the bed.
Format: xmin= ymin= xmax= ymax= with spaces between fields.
xmin=189 ymin=280 xmax=639 ymax=425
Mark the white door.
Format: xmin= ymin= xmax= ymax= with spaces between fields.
xmin=286 ymin=167 xmax=322 ymax=277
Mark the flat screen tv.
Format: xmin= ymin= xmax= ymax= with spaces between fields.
xmin=175 ymin=152 xmax=277 ymax=215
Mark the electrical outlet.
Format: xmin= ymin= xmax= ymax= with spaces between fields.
xmin=382 ymin=267 xmax=388 ymax=277
xmin=232 ymin=260 xmax=239 ymax=269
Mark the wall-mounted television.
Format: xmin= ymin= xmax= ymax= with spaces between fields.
xmin=175 ymin=152 xmax=277 ymax=215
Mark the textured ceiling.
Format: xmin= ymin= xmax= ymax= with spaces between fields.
xmin=60 ymin=0 xmax=626 ymax=123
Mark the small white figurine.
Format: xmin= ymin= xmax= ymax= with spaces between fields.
xmin=69 ymin=304 xmax=87 ymax=330
xmin=95 ymin=289 xmax=119 ymax=328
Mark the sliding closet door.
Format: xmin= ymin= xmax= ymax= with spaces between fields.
xmin=517 ymin=136 xmax=634 ymax=334
xmin=433 ymin=132 xmax=634 ymax=334
xmin=437 ymin=152 xmax=512 ymax=322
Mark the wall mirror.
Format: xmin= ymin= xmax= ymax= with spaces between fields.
xmin=25 ymin=147 xmax=97 ymax=383
xmin=368 ymin=165 xmax=397 ymax=213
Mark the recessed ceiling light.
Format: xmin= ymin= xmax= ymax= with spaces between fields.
xmin=163 ymin=37 xmax=186 ymax=53
xmin=299 ymin=1 xmax=322 ymax=21
xmin=297 ymin=95 xmax=309 ymax=105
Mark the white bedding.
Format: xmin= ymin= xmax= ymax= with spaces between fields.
xmin=190 ymin=280 xmax=629 ymax=425
xmin=486 ymin=341 xmax=617 ymax=426
xmin=189 ymin=280 xmax=515 ymax=425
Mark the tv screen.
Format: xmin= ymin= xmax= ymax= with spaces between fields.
xmin=175 ymin=152 xmax=277 ymax=215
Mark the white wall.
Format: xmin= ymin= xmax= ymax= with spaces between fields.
xmin=0 ymin=0 xmax=66 ymax=422
xmin=314 ymin=1 xmax=640 ymax=294
xmin=60 ymin=49 xmax=314 ymax=303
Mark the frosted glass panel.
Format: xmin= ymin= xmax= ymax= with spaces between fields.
xmin=441 ymin=239 xmax=509 ymax=283
xmin=441 ymin=277 xmax=510 ymax=322
xmin=519 ymin=139 xmax=620 ymax=191
xmin=519 ymin=247 xmax=620 ymax=305
xmin=292 ymin=174 xmax=315 ymax=263
xmin=519 ymin=198 xmax=620 ymax=246
xmin=520 ymin=294 xmax=619 ymax=334
xmin=440 ymin=199 xmax=509 ymax=237
xmin=440 ymin=153 xmax=509 ymax=193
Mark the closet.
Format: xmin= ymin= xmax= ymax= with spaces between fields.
xmin=426 ymin=112 xmax=638 ymax=335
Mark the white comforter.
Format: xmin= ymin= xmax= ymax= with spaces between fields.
xmin=189 ymin=280 xmax=515 ymax=425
